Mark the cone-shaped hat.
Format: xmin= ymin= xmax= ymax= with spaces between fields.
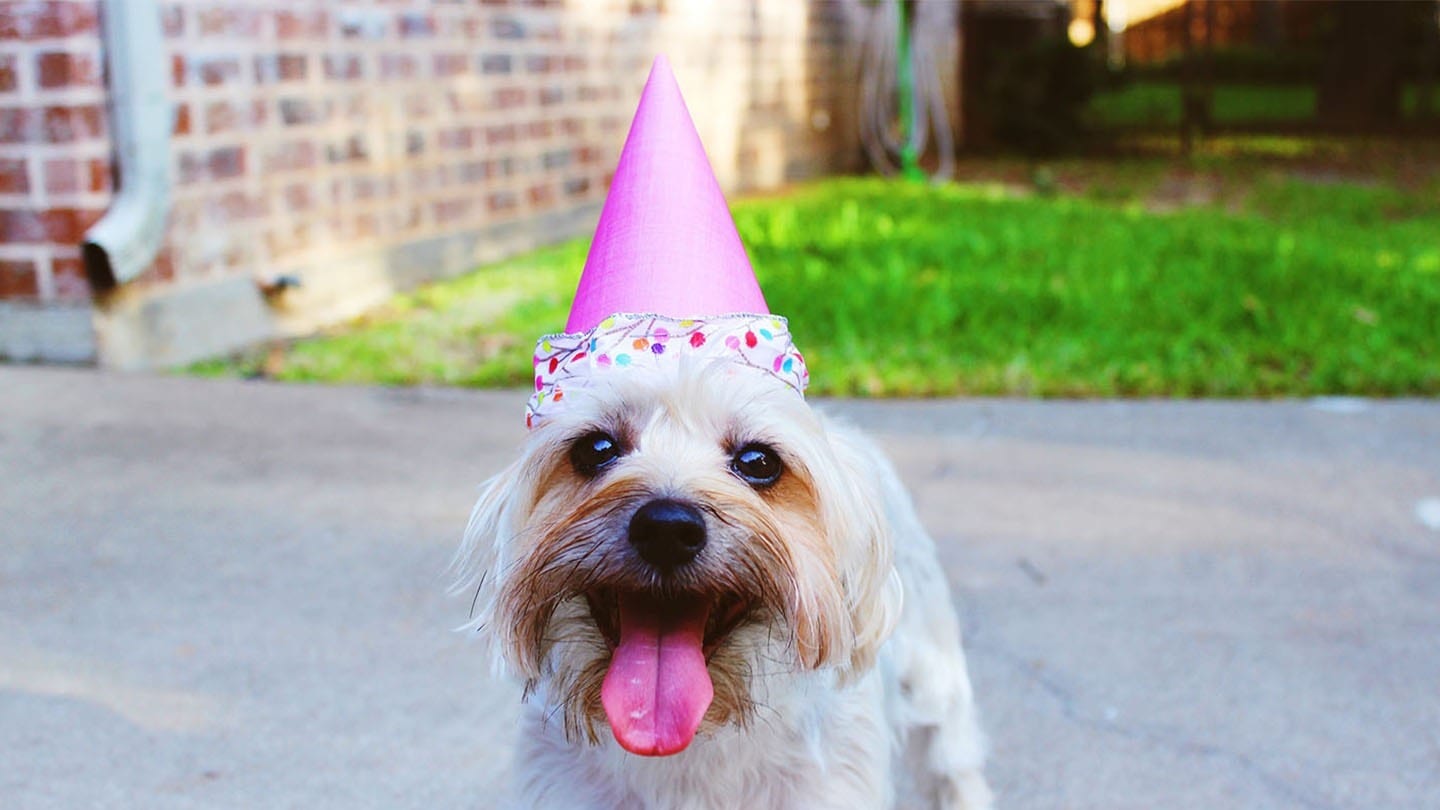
xmin=565 ymin=55 xmax=766 ymax=332
xmin=527 ymin=55 xmax=806 ymax=430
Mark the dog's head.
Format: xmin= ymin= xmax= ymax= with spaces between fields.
xmin=454 ymin=360 xmax=899 ymax=756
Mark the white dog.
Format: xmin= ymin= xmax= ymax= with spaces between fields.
xmin=453 ymin=357 xmax=992 ymax=809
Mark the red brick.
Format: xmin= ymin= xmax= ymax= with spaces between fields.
xmin=0 ymin=157 xmax=28 ymax=193
xmin=149 ymin=249 xmax=176 ymax=283
xmin=436 ymin=126 xmax=474 ymax=151
xmin=207 ymin=146 xmax=245 ymax=179
xmin=486 ymin=191 xmax=517 ymax=213
xmin=0 ymin=55 xmax=17 ymax=93
xmin=0 ymin=2 xmax=99 ymax=40
xmin=0 ymin=107 xmax=35 ymax=143
xmin=354 ymin=175 xmax=387 ymax=201
xmin=177 ymin=151 xmax=203 ymax=184
xmin=527 ymin=183 xmax=555 ymax=208
xmin=161 ymin=5 xmax=184 ymax=37
xmin=50 ymin=255 xmax=91 ymax=299
xmin=171 ymin=54 xmax=185 ymax=88
xmin=43 ymin=158 xmax=77 ymax=194
xmin=378 ymin=54 xmax=417 ymax=80
xmin=433 ymin=198 xmax=472 ymax=224
xmin=485 ymin=124 xmax=516 ymax=145
xmin=433 ymin=53 xmax=467 ymax=77
xmin=0 ymin=207 xmax=102 ymax=243
xmin=456 ymin=159 xmax=488 ymax=183
xmin=323 ymin=54 xmax=364 ymax=81
xmin=564 ymin=176 xmax=591 ymax=197
xmin=493 ymin=87 xmax=526 ymax=109
xmin=282 ymin=182 xmax=312 ymax=212
xmin=86 ymin=157 xmax=109 ymax=192
xmin=0 ymin=258 xmax=39 ymax=298
xmin=397 ymin=12 xmax=435 ymax=38
xmin=196 ymin=56 xmax=241 ymax=86
xmin=480 ymin=54 xmax=511 ymax=75
xmin=37 ymin=52 xmax=100 ymax=89
xmin=0 ymin=105 xmax=104 ymax=144
xmin=263 ymin=141 xmax=316 ymax=173
xmin=173 ymin=102 xmax=191 ymax=135
xmin=204 ymin=101 xmax=236 ymax=134
xmin=278 ymin=97 xmax=325 ymax=126
xmin=255 ymin=53 xmax=307 ymax=83
xmin=212 ymin=189 xmax=264 ymax=221
xmin=275 ymin=10 xmax=328 ymax=40
xmin=44 ymin=105 xmax=105 ymax=143
xmin=51 ymin=207 xmax=103 ymax=241
xmin=198 ymin=7 xmax=261 ymax=37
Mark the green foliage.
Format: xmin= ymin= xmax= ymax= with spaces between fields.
xmin=1091 ymin=81 xmax=1440 ymax=128
xmin=1089 ymin=81 xmax=1318 ymax=127
xmin=196 ymin=172 xmax=1440 ymax=398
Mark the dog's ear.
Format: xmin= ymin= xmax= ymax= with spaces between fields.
xmin=815 ymin=420 xmax=904 ymax=680
xmin=450 ymin=451 xmax=534 ymax=672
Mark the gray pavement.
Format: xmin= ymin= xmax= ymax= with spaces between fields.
xmin=2 ymin=366 xmax=1438 ymax=810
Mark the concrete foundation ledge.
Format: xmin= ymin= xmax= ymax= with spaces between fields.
xmin=0 ymin=302 xmax=98 ymax=364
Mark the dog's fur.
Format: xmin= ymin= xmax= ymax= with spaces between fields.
xmin=454 ymin=359 xmax=991 ymax=809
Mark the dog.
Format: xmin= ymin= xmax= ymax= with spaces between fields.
xmin=454 ymin=356 xmax=992 ymax=809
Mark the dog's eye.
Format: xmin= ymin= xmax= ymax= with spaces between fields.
xmin=730 ymin=444 xmax=783 ymax=488
xmin=571 ymin=431 xmax=622 ymax=476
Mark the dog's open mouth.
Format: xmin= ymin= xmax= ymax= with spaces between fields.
xmin=585 ymin=589 xmax=750 ymax=757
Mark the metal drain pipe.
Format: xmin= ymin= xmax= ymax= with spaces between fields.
xmin=82 ymin=0 xmax=172 ymax=291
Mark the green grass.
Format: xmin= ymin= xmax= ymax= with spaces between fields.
xmin=1090 ymin=81 xmax=1440 ymax=128
xmin=195 ymin=166 xmax=1440 ymax=398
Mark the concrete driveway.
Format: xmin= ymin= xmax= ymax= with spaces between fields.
xmin=2 ymin=367 xmax=1437 ymax=809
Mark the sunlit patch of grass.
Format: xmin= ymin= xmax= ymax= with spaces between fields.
xmin=193 ymin=172 xmax=1440 ymax=398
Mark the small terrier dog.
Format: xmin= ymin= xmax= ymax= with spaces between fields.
xmin=454 ymin=358 xmax=992 ymax=808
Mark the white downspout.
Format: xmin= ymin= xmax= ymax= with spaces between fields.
xmin=82 ymin=0 xmax=171 ymax=290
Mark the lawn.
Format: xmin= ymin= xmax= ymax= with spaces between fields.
xmin=195 ymin=147 xmax=1440 ymax=397
xmin=1089 ymin=81 xmax=1440 ymax=128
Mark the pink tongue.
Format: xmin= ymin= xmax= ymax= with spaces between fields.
xmin=601 ymin=594 xmax=713 ymax=757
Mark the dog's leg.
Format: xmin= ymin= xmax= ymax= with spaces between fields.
xmin=839 ymin=424 xmax=993 ymax=810
xmin=886 ymin=556 xmax=993 ymax=810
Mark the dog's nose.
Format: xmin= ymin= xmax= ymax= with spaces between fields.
xmin=628 ymin=498 xmax=707 ymax=570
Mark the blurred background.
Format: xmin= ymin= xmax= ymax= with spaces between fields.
xmin=5 ymin=4 xmax=1440 ymax=808
xmin=2 ymin=0 xmax=1436 ymax=398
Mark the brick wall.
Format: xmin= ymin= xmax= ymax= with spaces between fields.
xmin=0 ymin=0 xmax=109 ymax=307
xmin=2 ymin=0 xmax=879 ymax=367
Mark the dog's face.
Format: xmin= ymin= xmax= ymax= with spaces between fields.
xmin=456 ymin=362 xmax=898 ymax=756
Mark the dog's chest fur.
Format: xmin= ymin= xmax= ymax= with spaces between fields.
xmin=515 ymin=664 xmax=897 ymax=808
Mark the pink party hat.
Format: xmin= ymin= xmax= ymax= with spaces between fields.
xmin=529 ymin=56 xmax=808 ymax=431
xmin=565 ymin=55 xmax=767 ymax=332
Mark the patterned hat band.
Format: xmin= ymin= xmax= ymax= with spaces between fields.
xmin=526 ymin=312 xmax=809 ymax=428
